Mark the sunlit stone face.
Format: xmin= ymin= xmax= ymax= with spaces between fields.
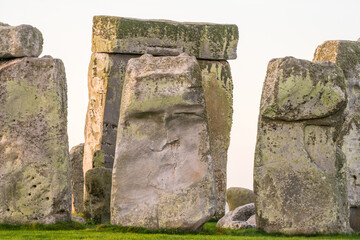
xmin=111 ymin=54 xmax=216 ymax=231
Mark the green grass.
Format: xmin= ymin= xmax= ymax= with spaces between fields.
xmin=0 ymin=222 xmax=360 ymax=240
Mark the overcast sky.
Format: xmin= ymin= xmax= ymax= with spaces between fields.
xmin=1 ymin=0 xmax=359 ymax=190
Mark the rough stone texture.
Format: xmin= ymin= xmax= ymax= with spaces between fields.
xmin=226 ymin=187 xmax=254 ymax=211
xmin=254 ymin=56 xmax=350 ymax=234
xmin=84 ymin=167 xmax=112 ymax=223
xmin=0 ymin=57 xmax=70 ymax=224
xmin=83 ymin=53 xmax=135 ymax=176
xmin=92 ymin=16 xmax=238 ymax=60
xmin=314 ymin=40 xmax=360 ymax=210
xmin=69 ymin=143 xmax=84 ymax=214
xmin=0 ymin=24 xmax=43 ymax=58
xmin=261 ymin=57 xmax=346 ymax=121
xmin=350 ymin=207 xmax=360 ymax=232
xmin=216 ymin=203 xmax=255 ymax=229
xmin=199 ymin=60 xmax=233 ymax=219
xmin=93 ymin=150 xmax=105 ymax=168
xmin=111 ymin=54 xmax=216 ymax=231
xmin=71 ymin=215 xmax=86 ymax=224
xmin=247 ymin=214 xmax=256 ymax=225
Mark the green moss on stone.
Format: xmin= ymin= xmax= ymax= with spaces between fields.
xmin=92 ymin=16 xmax=238 ymax=60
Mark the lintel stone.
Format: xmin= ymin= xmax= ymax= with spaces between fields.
xmin=92 ymin=16 xmax=238 ymax=60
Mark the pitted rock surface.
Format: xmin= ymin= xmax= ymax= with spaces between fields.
xmin=0 ymin=57 xmax=70 ymax=224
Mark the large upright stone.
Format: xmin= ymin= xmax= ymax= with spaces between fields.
xmin=0 ymin=23 xmax=43 ymax=58
xmin=84 ymin=53 xmax=135 ymax=176
xmin=199 ymin=60 xmax=233 ymax=218
xmin=314 ymin=40 xmax=360 ymax=207
xmin=0 ymin=57 xmax=70 ymax=224
xmin=92 ymin=16 xmax=238 ymax=60
xmin=111 ymin=54 xmax=216 ymax=230
xmin=254 ymin=57 xmax=350 ymax=234
xmin=69 ymin=143 xmax=84 ymax=214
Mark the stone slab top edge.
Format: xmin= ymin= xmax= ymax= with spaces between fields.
xmin=91 ymin=15 xmax=239 ymax=60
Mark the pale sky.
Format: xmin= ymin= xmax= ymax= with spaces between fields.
xmin=1 ymin=0 xmax=359 ymax=190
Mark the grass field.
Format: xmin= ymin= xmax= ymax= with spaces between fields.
xmin=1 ymin=222 xmax=360 ymax=240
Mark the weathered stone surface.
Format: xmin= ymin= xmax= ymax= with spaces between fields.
xmin=0 ymin=24 xmax=43 ymax=58
xmin=314 ymin=40 xmax=360 ymax=210
xmin=260 ymin=57 xmax=346 ymax=121
xmin=314 ymin=40 xmax=360 ymax=232
xmin=199 ymin=60 xmax=233 ymax=219
xmin=111 ymin=54 xmax=216 ymax=230
xmin=84 ymin=53 xmax=135 ymax=176
xmin=93 ymin=150 xmax=105 ymax=168
xmin=69 ymin=143 xmax=84 ymax=214
xmin=71 ymin=215 xmax=86 ymax=224
xmin=247 ymin=214 xmax=256 ymax=225
xmin=254 ymin=57 xmax=350 ymax=234
xmin=226 ymin=187 xmax=254 ymax=211
xmin=0 ymin=57 xmax=70 ymax=224
xmin=92 ymin=16 xmax=238 ymax=60
xmin=350 ymin=207 xmax=360 ymax=232
xmin=84 ymin=167 xmax=112 ymax=223
xmin=216 ymin=203 xmax=255 ymax=229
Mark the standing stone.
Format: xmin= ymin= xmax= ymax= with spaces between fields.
xmin=84 ymin=53 xmax=135 ymax=176
xmin=0 ymin=57 xmax=70 ymax=224
xmin=111 ymin=54 xmax=216 ymax=231
xmin=84 ymin=55 xmax=234 ymax=220
xmin=254 ymin=57 xmax=350 ymax=234
xmin=199 ymin=60 xmax=233 ymax=218
xmin=92 ymin=16 xmax=238 ymax=60
xmin=0 ymin=23 xmax=43 ymax=58
xmin=69 ymin=143 xmax=84 ymax=214
xmin=313 ymin=40 xmax=360 ymax=231
xmin=226 ymin=187 xmax=254 ymax=211
xmin=84 ymin=167 xmax=112 ymax=223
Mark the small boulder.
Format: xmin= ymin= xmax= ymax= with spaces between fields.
xmin=84 ymin=167 xmax=112 ymax=223
xmin=225 ymin=221 xmax=254 ymax=229
xmin=217 ymin=203 xmax=255 ymax=229
xmin=226 ymin=187 xmax=254 ymax=211
xmin=0 ymin=23 xmax=43 ymax=58
xmin=71 ymin=215 xmax=86 ymax=224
